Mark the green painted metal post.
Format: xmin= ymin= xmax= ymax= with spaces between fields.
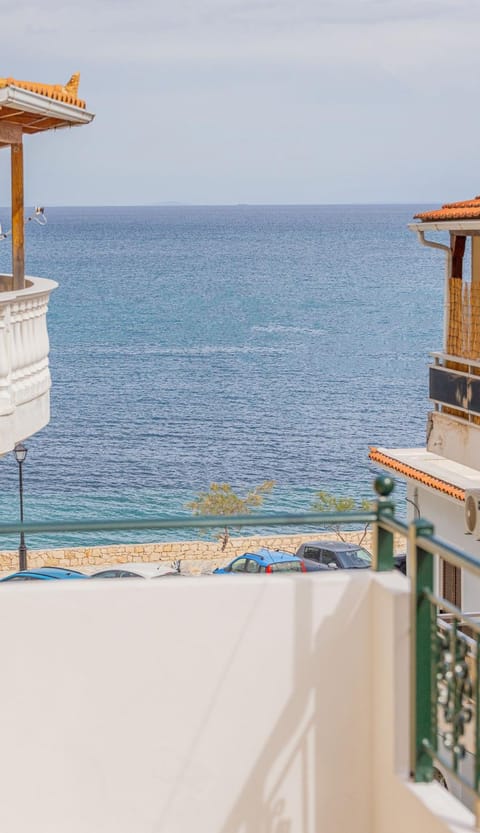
xmin=475 ymin=635 xmax=480 ymax=825
xmin=410 ymin=517 xmax=435 ymax=781
xmin=372 ymin=475 xmax=395 ymax=571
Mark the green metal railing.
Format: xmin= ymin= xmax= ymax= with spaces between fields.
xmin=408 ymin=524 xmax=480 ymax=817
xmin=0 ymin=474 xmax=479 ymax=819
xmin=372 ymin=478 xmax=480 ymax=823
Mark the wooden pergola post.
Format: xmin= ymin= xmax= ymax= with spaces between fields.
xmin=11 ymin=138 xmax=24 ymax=290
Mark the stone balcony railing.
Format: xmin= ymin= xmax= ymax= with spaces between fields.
xmin=0 ymin=275 xmax=57 ymax=455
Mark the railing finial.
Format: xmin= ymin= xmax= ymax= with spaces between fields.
xmin=374 ymin=475 xmax=394 ymax=498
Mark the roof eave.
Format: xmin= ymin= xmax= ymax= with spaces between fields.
xmin=369 ymin=446 xmax=469 ymax=503
xmin=0 ymin=86 xmax=95 ymax=128
xmin=408 ymin=220 xmax=480 ymax=233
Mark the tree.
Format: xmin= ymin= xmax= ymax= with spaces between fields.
xmin=186 ymin=481 xmax=276 ymax=550
xmin=311 ymin=490 xmax=372 ymax=543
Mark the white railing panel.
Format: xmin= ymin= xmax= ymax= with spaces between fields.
xmin=0 ymin=275 xmax=57 ymax=455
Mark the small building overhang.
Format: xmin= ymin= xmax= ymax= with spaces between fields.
xmin=408 ymin=220 xmax=480 ymax=234
xmin=0 ymin=82 xmax=94 ymax=137
xmin=368 ymin=446 xmax=480 ymax=502
xmin=409 ymin=196 xmax=480 ymax=235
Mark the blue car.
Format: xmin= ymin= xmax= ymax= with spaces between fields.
xmin=214 ymin=548 xmax=306 ymax=574
xmin=0 ymin=566 xmax=88 ymax=582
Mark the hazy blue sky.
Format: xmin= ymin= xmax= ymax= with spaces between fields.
xmin=0 ymin=0 xmax=479 ymax=205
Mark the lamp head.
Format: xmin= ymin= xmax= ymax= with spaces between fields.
xmin=14 ymin=443 xmax=27 ymax=464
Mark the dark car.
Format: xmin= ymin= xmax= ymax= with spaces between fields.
xmin=91 ymin=563 xmax=180 ymax=579
xmin=302 ymin=559 xmax=331 ymax=573
xmin=295 ymin=541 xmax=372 ymax=570
xmin=214 ymin=548 xmax=306 ymax=574
xmin=394 ymin=553 xmax=407 ymax=575
xmin=0 ymin=566 xmax=88 ymax=582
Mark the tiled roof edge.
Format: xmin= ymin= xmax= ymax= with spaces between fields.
xmin=368 ymin=447 xmax=466 ymax=501
xmin=414 ymin=195 xmax=480 ymax=222
xmin=414 ymin=207 xmax=480 ymax=222
xmin=0 ymin=77 xmax=86 ymax=109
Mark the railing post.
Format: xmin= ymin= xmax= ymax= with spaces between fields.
xmin=372 ymin=475 xmax=395 ymax=571
xmin=409 ymin=517 xmax=435 ymax=781
xmin=476 ymin=635 xmax=480 ymax=826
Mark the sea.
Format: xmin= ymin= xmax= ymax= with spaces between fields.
xmin=0 ymin=204 xmax=442 ymax=549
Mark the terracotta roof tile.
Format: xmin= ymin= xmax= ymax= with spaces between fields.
xmin=368 ymin=447 xmax=465 ymax=501
xmin=0 ymin=73 xmax=85 ymax=109
xmin=415 ymin=196 xmax=480 ymax=223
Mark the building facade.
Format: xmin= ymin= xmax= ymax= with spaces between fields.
xmin=371 ymin=196 xmax=480 ymax=611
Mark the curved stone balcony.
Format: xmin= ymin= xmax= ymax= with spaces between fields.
xmin=0 ymin=275 xmax=57 ymax=455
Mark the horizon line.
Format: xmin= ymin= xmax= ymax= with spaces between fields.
xmin=6 ymin=201 xmax=435 ymax=209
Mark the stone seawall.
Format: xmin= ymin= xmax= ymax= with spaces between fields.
xmin=0 ymin=529 xmax=404 ymax=574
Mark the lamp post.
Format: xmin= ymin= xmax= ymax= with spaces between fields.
xmin=13 ymin=442 xmax=28 ymax=571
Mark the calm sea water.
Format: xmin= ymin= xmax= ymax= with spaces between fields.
xmin=0 ymin=205 xmax=442 ymax=548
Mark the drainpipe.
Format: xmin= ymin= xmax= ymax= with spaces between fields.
xmin=414 ymin=229 xmax=452 ymax=354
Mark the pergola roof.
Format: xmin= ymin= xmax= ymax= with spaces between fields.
xmin=0 ymin=73 xmax=94 ymax=137
xmin=0 ymin=73 xmax=94 ymax=292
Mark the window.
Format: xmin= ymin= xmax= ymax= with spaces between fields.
xmin=246 ymin=558 xmax=260 ymax=573
xmin=269 ymin=561 xmax=302 ymax=573
xmin=303 ymin=547 xmax=322 ymax=562
xmin=337 ymin=548 xmax=371 ymax=569
xmin=230 ymin=558 xmax=248 ymax=573
xmin=319 ymin=551 xmax=338 ymax=567
xmin=94 ymin=570 xmax=121 ymax=578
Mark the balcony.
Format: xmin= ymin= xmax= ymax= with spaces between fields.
xmin=0 ymin=485 xmax=479 ymax=832
xmin=425 ymin=352 xmax=480 ymax=466
xmin=0 ymin=274 xmax=57 ymax=455
xmin=429 ymin=352 xmax=480 ymax=420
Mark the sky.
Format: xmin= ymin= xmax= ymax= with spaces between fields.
xmin=0 ymin=0 xmax=479 ymax=205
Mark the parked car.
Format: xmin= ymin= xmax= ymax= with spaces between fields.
xmin=0 ymin=566 xmax=88 ymax=582
xmin=394 ymin=553 xmax=407 ymax=575
xmin=91 ymin=562 xmax=181 ymax=579
xmin=302 ymin=559 xmax=331 ymax=573
xmin=214 ymin=548 xmax=306 ymax=574
xmin=295 ymin=541 xmax=372 ymax=570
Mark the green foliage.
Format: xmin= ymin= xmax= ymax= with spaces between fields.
xmin=186 ymin=481 xmax=276 ymax=550
xmin=311 ymin=490 xmax=372 ymax=542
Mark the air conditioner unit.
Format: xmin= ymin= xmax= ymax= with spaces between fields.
xmin=464 ymin=490 xmax=480 ymax=535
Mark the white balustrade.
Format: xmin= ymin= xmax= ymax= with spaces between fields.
xmin=0 ymin=275 xmax=57 ymax=455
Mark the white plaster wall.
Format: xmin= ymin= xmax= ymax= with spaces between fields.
xmin=0 ymin=572 xmax=472 ymax=833
xmin=428 ymin=411 xmax=480 ymax=470
xmin=409 ymin=483 xmax=480 ymax=612
xmin=0 ymin=573 xmax=373 ymax=833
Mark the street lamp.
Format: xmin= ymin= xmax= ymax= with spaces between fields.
xmin=13 ymin=442 xmax=28 ymax=571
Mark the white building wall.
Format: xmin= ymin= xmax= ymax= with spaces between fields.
xmin=0 ymin=572 xmax=472 ymax=833
xmin=427 ymin=411 xmax=480 ymax=470
xmin=408 ymin=483 xmax=480 ymax=612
